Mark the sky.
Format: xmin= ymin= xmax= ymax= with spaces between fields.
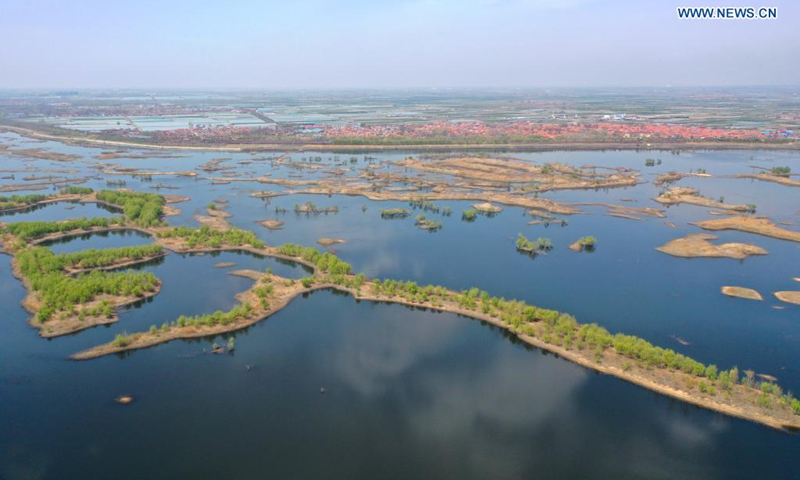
xmin=0 ymin=0 xmax=797 ymax=89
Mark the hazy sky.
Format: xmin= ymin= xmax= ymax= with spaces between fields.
xmin=1 ymin=0 xmax=797 ymax=88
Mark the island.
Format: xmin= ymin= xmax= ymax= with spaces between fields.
xmin=656 ymin=234 xmax=768 ymax=259
xmin=721 ymin=286 xmax=764 ymax=301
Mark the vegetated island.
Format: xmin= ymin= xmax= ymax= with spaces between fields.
xmin=515 ymin=233 xmax=553 ymax=256
xmin=414 ymin=214 xmax=442 ymax=231
xmin=721 ymin=286 xmax=763 ymax=301
xmin=655 ymin=234 xmax=768 ymax=259
xmin=693 ymin=217 xmax=800 ymax=243
xmin=569 ymin=236 xmax=596 ymax=252
xmin=4 ymin=187 xmax=800 ymax=432
xmin=380 ymin=208 xmax=411 ymax=219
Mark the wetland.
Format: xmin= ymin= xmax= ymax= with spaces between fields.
xmin=1 ymin=130 xmax=799 ymax=479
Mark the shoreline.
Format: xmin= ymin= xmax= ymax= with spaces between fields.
xmin=70 ymin=267 xmax=800 ymax=432
xmin=2 ymin=125 xmax=798 ymax=153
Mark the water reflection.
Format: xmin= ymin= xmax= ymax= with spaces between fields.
xmin=0 ymin=201 xmax=119 ymax=221
xmin=39 ymin=229 xmax=153 ymax=254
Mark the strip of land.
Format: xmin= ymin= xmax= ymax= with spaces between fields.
xmin=735 ymin=173 xmax=800 ymax=187
xmin=694 ymin=217 xmax=800 ymax=243
xmin=2 ymin=124 xmax=799 ymax=152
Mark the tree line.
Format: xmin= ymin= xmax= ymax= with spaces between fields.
xmin=4 ymin=217 xmax=122 ymax=241
xmin=18 ymin=245 xmax=163 ymax=272
xmin=276 ymin=243 xmax=352 ymax=275
xmin=157 ymin=225 xmax=265 ymax=249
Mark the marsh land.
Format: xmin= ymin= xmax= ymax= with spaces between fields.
xmin=1 ymin=124 xmax=799 ymax=479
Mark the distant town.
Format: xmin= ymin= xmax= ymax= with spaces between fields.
xmin=1 ymin=88 xmax=797 ymax=148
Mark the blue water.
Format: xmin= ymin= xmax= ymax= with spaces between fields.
xmin=0 ymin=131 xmax=798 ymax=479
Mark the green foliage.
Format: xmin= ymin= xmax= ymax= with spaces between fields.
xmin=622 ymin=361 xmax=632 ymax=371
xmin=380 ymin=208 xmax=410 ymax=219
xmin=113 ymin=332 xmax=133 ymax=347
xmin=771 ymin=166 xmax=791 ymax=177
xmin=729 ymin=367 xmax=739 ymax=385
xmin=408 ymin=198 xmax=450 ymax=216
xmin=276 ymin=243 xmax=352 ymax=275
xmin=4 ymin=217 xmax=121 ymax=241
xmin=17 ymin=246 xmax=159 ymax=322
xmin=17 ymin=245 xmax=162 ymax=274
xmin=516 ymin=233 xmax=553 ymax=253
xmin=718 ymin=371 xmax=732 ymax=391
xmin=578 ymin=236 xmax=597 ymax=249
xmin=414 ymin=214 xmax=443 ymax=231
xmin=174 ymin=303 xmax=253 ymax=328
xmin=761 ymin=382 xmax=778 ymax=395
xmin=62 ymin=186 xmax=93 ymax=195
xmin=461 ymin=210 xmax=477 ymax=221
xmin=0 ymin=194 xmax=49 ymax=211
xmin=157 ymin=225 xmax=265 ymax=249
xmin=96 ymin=190 xmax=165 ymax=227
